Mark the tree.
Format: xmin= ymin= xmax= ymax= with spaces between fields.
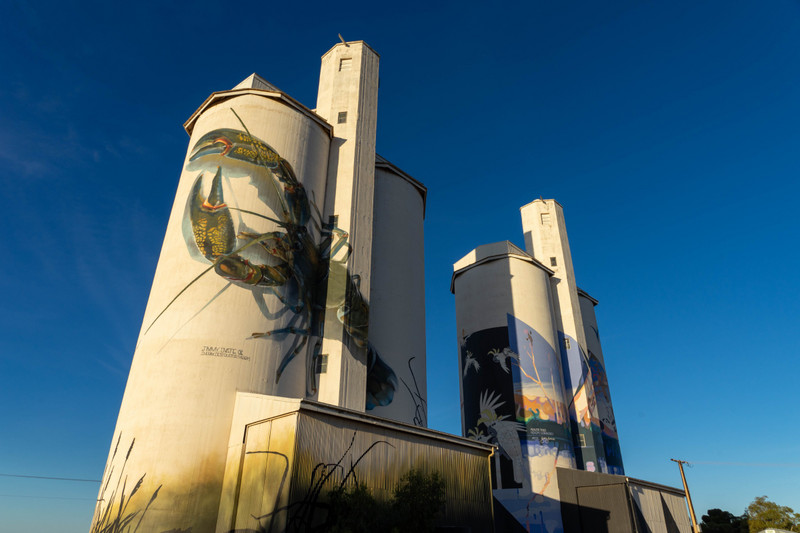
xmin=700 ymin=508 xmax=748 ymax=533
xmin=327 ymin=483 xmax=389 ymax=533
xmin=747 ymin=496 xmax=800 ymax=533
xmin=325 ymin=469 xmax=446 ymax=533
xmin=390 ymin=469 xmax=446 ymax=533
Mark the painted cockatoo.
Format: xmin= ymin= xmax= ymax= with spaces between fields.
xmin=463 ymin=350 xmax=480 ymax=377
xmin=488 ymin=347 xmax=519 ymax=374
xmin=477 ymin=390 xmax=525 ymax=485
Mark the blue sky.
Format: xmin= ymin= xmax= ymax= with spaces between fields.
xmin=2 ymin=0 xmax=800 ymax=530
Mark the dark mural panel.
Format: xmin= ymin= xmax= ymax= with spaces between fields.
xmin=461 ymin=315 xmax=577 ymax=532
xmin=461 ymin=326 xmax=523 ymax=490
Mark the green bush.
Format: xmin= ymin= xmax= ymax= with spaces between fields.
xmin=325 ymin=469 xmax=445 ymax=533
xmin=390 ymin=470 xmax=446 ymax=532
xmin=327 ymin=483 xmax=389 ymax=533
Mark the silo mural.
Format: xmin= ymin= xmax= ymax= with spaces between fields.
xmin=559 ymin=332 xmax=607 ymax=474
xmin=454 ymin=210 xmax=628 ymax=531
xmin=95 ymin=93 xmax=336 ymax=532
xmin=579 ymin=290 xmax=624 ymax=474
xmin=453 ymin=242 xmax=582 ymax=532
xmin=508 ymin=314 xmax=574 ymax=471
xmin=460 ymin=324 xmax=523 ymax=490
xmin=588 ymin=352 xmax=623 ymax=473
xmin=459 ymin=314 xmax=576 ymax=533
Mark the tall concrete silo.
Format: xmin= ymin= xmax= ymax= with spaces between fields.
xmin=452 ymin=242 xmax=575 ymax=533
xmin=520 ymin=199 xmax=608 ymax=473
xmin=94 ymin=76 xmax=333 ymax=532
xmin=367 ymin=156 xmax=428 ymax=425
xmin=578 ymin=288 xmax=624 ymax=474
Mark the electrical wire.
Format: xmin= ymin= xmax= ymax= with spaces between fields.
xmin=687 ymin=461 xmax=800 ymax=467
xmin=0 ymin=494 xmax=96 ymax=500
xmin=0 ymin=473 xmax=101 ymax=482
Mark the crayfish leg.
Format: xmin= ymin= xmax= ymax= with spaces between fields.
xmin=275 ymin=335 xmax=309 ymax=382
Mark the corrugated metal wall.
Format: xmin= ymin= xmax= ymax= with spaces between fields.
xmin=229 ymin=414 xmax=300 ymax=533
xmin=224 ymin=406 xmax=494 ymax=532
xmin=576 ymin=483 xmax=634 ymax=533
xmin=629 ymin=483 xmax=692 ymax=533
xmin=291 ymin=411 xmax=493 ymax=531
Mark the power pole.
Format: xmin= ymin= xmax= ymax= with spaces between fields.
xmin=671 ymin=458 xmax=700 ymax=533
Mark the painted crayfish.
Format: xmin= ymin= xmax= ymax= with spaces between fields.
xmin=153 ymin=110 xmax=396 ymax=406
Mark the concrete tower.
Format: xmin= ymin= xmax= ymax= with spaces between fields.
xmin=314 ymin=42 xmax=379 ymax=410
xmin=520 ymin=199 xmax=607 ymax=473
xmin=93 ymin=41 xmax=428 ymax=533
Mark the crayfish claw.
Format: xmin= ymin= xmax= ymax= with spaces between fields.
xmin=190 ymin=168 xmax=235 ymax=261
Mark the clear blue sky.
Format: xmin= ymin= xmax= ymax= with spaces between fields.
xmin=2 ymin=1 xmax=799 ymax=531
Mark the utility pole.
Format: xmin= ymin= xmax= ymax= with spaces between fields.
xmin=671 ymin=458 xmax=700 ymax=533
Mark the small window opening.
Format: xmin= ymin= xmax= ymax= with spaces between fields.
xmin=564 ymin=338 xmax=571 ymax=349
xmin=316 ymin=354 xmax=329 ymax=374
xmin=337 ymin=111 xmax=347 ymax=124
xmin=575 ymin=433 xmax=586 ymax=447
xmin=550 ymin=257 xmax=557 ymax=267
xmin=339 ymin=58 xmax=352 ymax=71
xmin=540 ymin=213 xmax=551 ymax=224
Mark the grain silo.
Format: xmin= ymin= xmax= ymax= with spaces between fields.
xmin=452 ymin=241 xmax=576 ymax=532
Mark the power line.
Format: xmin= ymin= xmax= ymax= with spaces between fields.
xmin=687 ymin=461 xmax=800 ymax=467
xmin=0 ymin=494 xmax=96 ymax=501
xmin=0 ymin=473 xmax=101 ymax=482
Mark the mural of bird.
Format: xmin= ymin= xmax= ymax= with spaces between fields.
xmin=488 ymin=347 xmax=519 ymax=374
xmin=463 ymin=350 xmax=480 ymax=377
xmin=477 ymin=390 xmax=525 ymax=485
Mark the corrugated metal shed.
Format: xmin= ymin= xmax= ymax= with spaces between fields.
xmin=217 ymin=394 xmax=495 ymax=532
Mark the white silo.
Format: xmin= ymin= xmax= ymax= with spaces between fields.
xmin=94 ymin=76 xmax=333 ymax=533
xmin=452 ymin=242 xmax=575 ymax=532
xmin=366 ymin=156 xmax=428 ymax=425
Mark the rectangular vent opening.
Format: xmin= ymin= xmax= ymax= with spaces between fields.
xmin=337 ymin=111 xmax=347 ymax=124
xmin=339 ymin=58 xmax=352 ymax=71
xmin=541 ymin=213 xmax=551 ymax=224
